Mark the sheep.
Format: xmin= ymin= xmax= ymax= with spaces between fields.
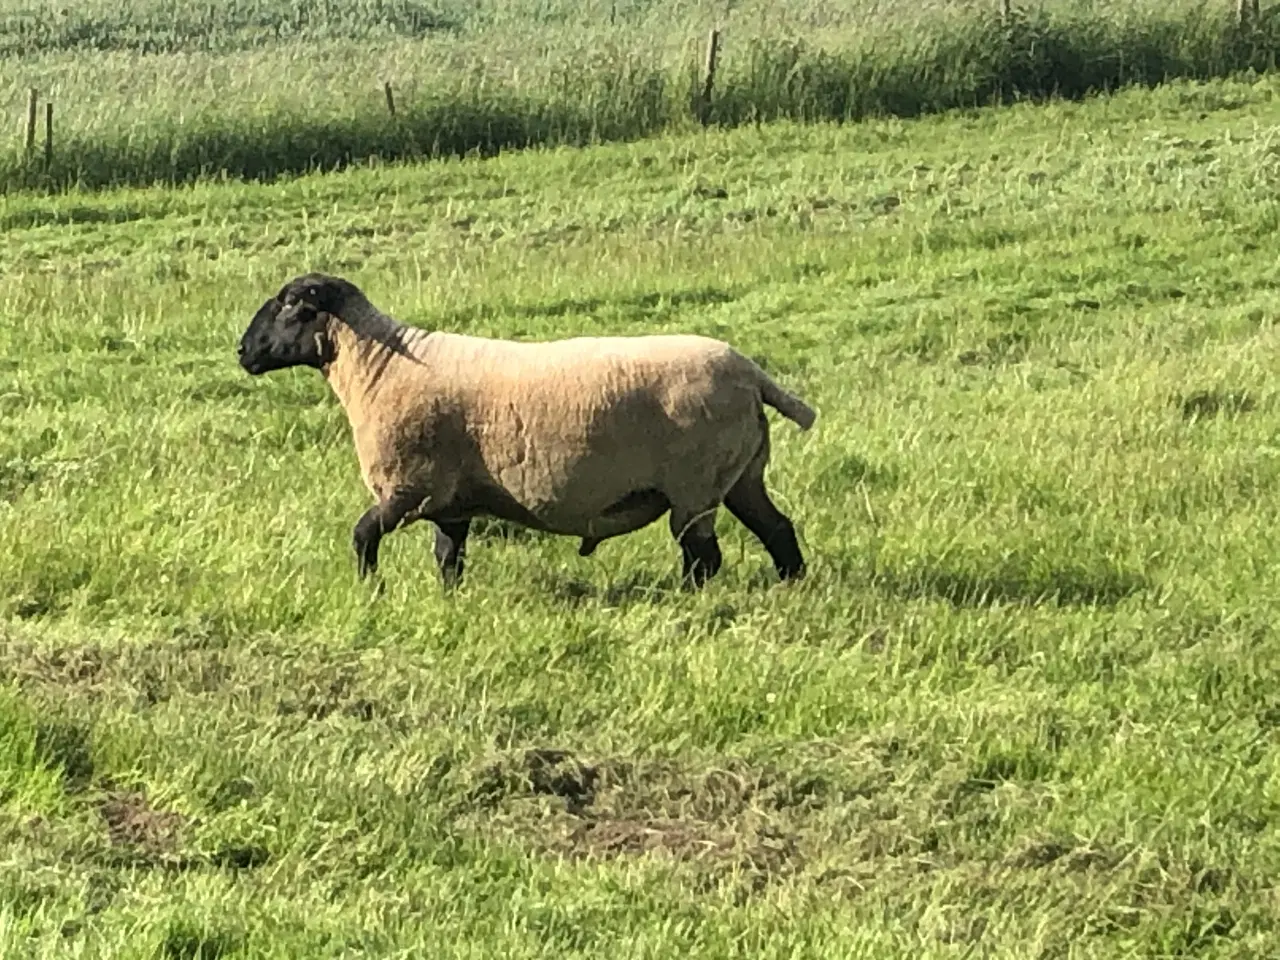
xmin=236 ymin=272 xmax=816 ymax=590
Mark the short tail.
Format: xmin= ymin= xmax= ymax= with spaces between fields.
xmin=757 ymin=371 xmax=817 ymax=430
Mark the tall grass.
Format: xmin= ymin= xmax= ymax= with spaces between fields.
xmin=1 ymin=0 xmax=1277 ymax=192
xmin=712 ymin=5 xmax=1279 ymax=124
xmin=0 ymin=0 xmax=456 ymax=56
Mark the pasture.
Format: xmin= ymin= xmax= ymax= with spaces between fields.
xmin=2 ymin=21 xmax=1280 ymax=959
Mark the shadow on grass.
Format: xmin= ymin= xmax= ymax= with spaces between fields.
xmin=34 ymin=718 xmax=96 ymax=789
xmin=161 ymin=917 xmax=244 ymax=960
xmin=0 ymin=204 xmax=157 ymax=232
xmin=1175 ymin=388 xmax=1257 ymax=421
xmin=540 ymin=570 xmax=679 ymax=608
xmin=436 ymin=287 xmax=738 ymax=329
xmin=876 ymin=557 xmax=1148 ymax=608
xmin=5 ymin=82 xmax=674 ymax=194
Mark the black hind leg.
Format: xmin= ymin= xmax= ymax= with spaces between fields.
xmin=433 ymin=519 xmax=471 ymax=588
xmin=724 ymin=470 xmax=805 ymax=582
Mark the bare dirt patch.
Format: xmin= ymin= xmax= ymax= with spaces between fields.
xmin=93 ymin=783 xmax=269 ymax=873
xmin=0 ymin=638 xmax=230 ymax=705
xmin=462 ymin=748 xmax=826 ymax=886
xmin=458 ymin=742 xmax=1194 ymax=912
xmin=0 ymin=637 xmax=393 ymax=725
xmin=554 ymin=815 xmax=798 ymax=883
xmin=98 ymin=786 xmax=188 ymax=855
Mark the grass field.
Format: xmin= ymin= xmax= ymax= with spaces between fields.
xmin=2 ymin=0 xmax=1278 ymax=191
xmin=3 ymin=64 xmax=1280 ymax=956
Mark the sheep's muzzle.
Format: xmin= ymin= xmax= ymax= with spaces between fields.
xmin=237 ymin=298 xmax=291 ymax=375
xmin=237 ymin=338 xmax=262 ymax=374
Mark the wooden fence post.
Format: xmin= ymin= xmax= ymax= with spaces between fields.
xmin=699 ymin=28 xmax=720 ymax=125
xmin=1000 ymin=0 xmax=1012 ymax=18
xmin=384 ymin=81 xmax=396 ymax=117
xmin=25 ymin=88 xmax=37 ymax=155
xmin=1238 ymin=0 xmax=1260 ymax=26
xmin=44 ymin=101 xmax=52 ymax=169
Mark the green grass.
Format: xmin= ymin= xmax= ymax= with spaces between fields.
xmin=3 ymin=73 xmax=1280 ymax=956
xmin=1 ymin=0 xmax=1279 ymax=191
xmin=0 ymin=0 xmax=457 ymax=55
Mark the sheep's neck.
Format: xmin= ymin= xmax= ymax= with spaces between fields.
xmin=322 ymin=321 xmax=419 ymax=420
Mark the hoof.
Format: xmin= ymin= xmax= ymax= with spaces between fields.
xmin=777 ymin=563 xmax=806 ymax=583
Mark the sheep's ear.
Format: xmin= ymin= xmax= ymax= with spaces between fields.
xmin=281 ymin=301 xmax=316 ymax=326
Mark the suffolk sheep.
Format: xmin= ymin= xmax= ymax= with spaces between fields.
xmin=236 ymin=272 xmax=816 ymax=590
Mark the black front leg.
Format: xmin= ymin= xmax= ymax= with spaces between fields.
xmin=352 ymin=491 xmax=425 ymax=580
xmin=433 ymin=519 xmax=471 ymax=587
xmin=679 ymin=532 xmax=723 ymax=588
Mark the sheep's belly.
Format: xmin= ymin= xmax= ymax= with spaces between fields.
xmin=531 ymin=488 xmax=671 ymax=539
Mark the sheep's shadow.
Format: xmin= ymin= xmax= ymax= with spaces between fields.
xmin=467 ymin=520 xmax=790 ymax=605
xmin=874 ymin=560 xmax=1147 ymax=609
xmin=540 ymin=570 xmax=677 ymax=608
xmin=538 ymin=562 xmax=787 ymax=608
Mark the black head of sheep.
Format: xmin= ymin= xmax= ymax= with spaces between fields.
xmin=237 ymin=274 xmax=358 ymax=375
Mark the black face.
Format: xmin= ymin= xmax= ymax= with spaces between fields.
xmin=238 ymin=273 xmax=369 ymax=375
xmin=237 ymin=295 xmax=333 ymax=375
